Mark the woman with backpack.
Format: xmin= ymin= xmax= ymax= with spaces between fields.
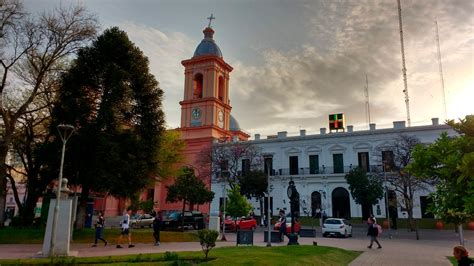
xmin=367 ymin=217 xmax=382 ymax=249
xmin=92 ymin=211 xmax=108 ymax=247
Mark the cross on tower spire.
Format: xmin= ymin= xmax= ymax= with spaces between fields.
xmin=207 ymin=14 xmax=215 ymax=27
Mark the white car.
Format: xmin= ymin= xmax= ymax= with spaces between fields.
xmin=322 ymin=218 xmax=352 ymax=238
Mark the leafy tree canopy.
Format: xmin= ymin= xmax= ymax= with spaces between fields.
xmin=345 ymin=167 xmax=384 ymax=206
xmin=238 ymin=170 xmax=268 ymax=200
xmin=49 ymin=27 xmax=165 ymax=199
xmin=166 ymin=167 xmax=214 ymax=210
xmin=408 ymin=115 xmax=474 ymax=224
xmin=225 ymin=184 xmax=252 ymax=218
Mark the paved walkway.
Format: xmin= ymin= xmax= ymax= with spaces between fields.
xmin=0 ymin=228 xmax=472 ymax=265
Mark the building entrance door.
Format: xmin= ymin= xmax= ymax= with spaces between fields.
xmin=332 ymin=187 xmax=351 ymax=219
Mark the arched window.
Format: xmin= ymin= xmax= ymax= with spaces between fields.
xmin=193 ymin=73 xmax=203 ymax=99
xmin=218 ymin=76 xmax=224 ymax=101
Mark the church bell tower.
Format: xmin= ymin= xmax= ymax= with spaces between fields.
xmin=179 ymin=22 xmax=233 ymax=141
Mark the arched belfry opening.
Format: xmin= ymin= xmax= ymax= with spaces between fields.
xmin=193 ymin=73 xmax=203 ymax=99
xmin=218 ymin=76 xmax=224 ymax=101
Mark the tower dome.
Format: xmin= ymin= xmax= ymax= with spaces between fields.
xmin=230 ymin=115 xmax=241 ymax=131
xmin=193 ymin=27 xmax=223 ymax=58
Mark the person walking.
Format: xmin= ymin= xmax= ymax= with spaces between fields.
xmin=92 ymin=211 xmax=107 ymax=247
xmin=367 ymin=217 xmax=382 ymax=249
xmin=278 ymin=209 xmax=287 ymax=241
xmin=367 ymin=214 xmax=376 ymax=225
xmin=116 ymin=208 xmax=135 ymax=248
xmin=453 ymin=246 xmax=473 ymax=266
xmin=153 ymin=209 xmax=162 ymax=246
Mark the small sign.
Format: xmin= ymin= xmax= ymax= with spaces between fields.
xmin=329 ymin=113 xmax=345 ymax=132
xmin=236 ymin=230 xmax=254 ymax=246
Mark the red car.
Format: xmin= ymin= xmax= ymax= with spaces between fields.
xmin=274 ymin=215 xmax=301 ymax=234
xmin=224 ymin=216 xmax=257 ymax=231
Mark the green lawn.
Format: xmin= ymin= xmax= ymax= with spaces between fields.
xmin=0 ymin=228 xmax=198 ymax=244
xmin=0 ymin=245 xmax=361 ymax=265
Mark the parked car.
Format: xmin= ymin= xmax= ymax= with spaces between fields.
xmin=322 ymin=218 xmax=352 ymax=238
xmin=223 ymin=216 xmax=257 ymax=231
xmin=130 ymin=214 xmax=155 ymax=228
xmin=162 ymin=211 xmax=205 ymax=230
xmin=274 ymin=214 xmax=301 ymax=234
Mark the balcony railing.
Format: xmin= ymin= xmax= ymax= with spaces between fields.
xmin=272 ymin=165 xmax=386 ymax=176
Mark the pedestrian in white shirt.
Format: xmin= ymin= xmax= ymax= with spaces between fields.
xmin=116 ymin=208 xmax=135 ymax=248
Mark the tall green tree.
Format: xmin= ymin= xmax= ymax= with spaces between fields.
xmin=156 ymin=130 xmax=186 ymax=180
xmin=0 ymin=1 xmax=97 ymax=227
xmin=345 ymin=167 xmax=384 ymax=220
xmin=226 ymin=184 xmax=252 ymax=218
xmin=376 ymin=134 xmax=431 ymax=230
xmin=49 ymin=27 xmax=165 ymax=228
xmin=166 ymin=167 xmax=214 ymax=229
xmin=238 ymin=170 xmax=268 ymax=217
xmin=408 ymin=115 xmax=474 ymax=225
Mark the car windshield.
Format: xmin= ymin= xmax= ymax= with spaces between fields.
xmin=168 ymin=212 xmax=179 ymax=219
xmin=325 ymin=219 xmax=342 ymax=224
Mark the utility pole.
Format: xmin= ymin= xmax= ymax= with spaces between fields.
xmin=435 ymin=19 xmax=448 ymax=120
xmin=364 ymin=74 xmax=371 ymax=128
xmin=397 ymin=0 xmax=411 ymax=127
xmin=266 ymin=162 xmax=271 ymax=247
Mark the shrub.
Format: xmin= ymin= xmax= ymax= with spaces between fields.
xmin=164 ymin=251 xmax=179 ymax=261
xmin=197 ymin=229 xmax=219 ymax=260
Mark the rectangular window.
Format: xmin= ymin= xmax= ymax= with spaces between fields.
xmin=147 ymin=189 xmax=155 ymax=201
xmin=358 ymin=152 xmax=370 ymax=172
xmin=264 ymin=157 xmax=273 ymax=175
xmin=289 ymin=156 xmax=299 ymax=175
xmin=241 ymin=159 xmax=250 ymax=176
xmin=264 ymin=196 xmax=273 ymax=217
xmin=220 ymin=160 xmax=229 ymax=178
xmin=420 ymin=196 xmax=434 ymax=218
xmin=333 ymin=154 xmax=344 ymax=173
xmin=382 ymin=151 xmax=395 ymax=172
xmin=309 ymin=155 xmax=319 ymax=174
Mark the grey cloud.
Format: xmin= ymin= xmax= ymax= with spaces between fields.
xmin=229 ymin=0 xmax=472 ymax=137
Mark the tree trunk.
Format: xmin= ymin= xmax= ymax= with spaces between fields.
xmin=22 ymin=189 xmax=42 ymax=225
xmin=0 ymin=145 xmax=8 ymax=228
xmin=407 ymin=208 xmax=415 ymax=231
xmin=75 ymin=182 xmax=91 ymax=229
xmin=458 ymin=224 xmax=464 ymax=246
xmin=181 ymin=200 xmax=186 ymax=232
xmin=362 ymin=204 xmax=373 ymax=221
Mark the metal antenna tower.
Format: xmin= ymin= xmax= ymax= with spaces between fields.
xmin=364 ymin=74 xmax=371 ymax=128
xmin=397 ymin=0 xmax=411 ymax=127
xmin=435 ymin=19 xmax=448 ymax=120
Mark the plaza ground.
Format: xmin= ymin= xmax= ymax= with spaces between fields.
xmin=0 ymin=226 xmax=472 ymax=265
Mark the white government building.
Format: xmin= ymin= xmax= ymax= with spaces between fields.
xmin=210 ymin=118 xmax=455 ymax=220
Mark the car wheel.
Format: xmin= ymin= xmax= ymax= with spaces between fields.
xmin=322 ymin=233 xmax=327 ymax=237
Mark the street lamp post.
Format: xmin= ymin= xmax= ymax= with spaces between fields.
xmin=266 ymin=161 xmax=271 ymax=247
xmin=220 ymin=171 xmax=228 ymax=241
xmin=383 ymin=165 xmax=392 ymax=239
xmin=49 ymin=124 xmax=74 ymax=257
xmin=287 ymin=180 xmax=299 ymax=245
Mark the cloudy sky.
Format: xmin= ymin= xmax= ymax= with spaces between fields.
xmin=26 ymin=0 xmax=473 ymax=138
